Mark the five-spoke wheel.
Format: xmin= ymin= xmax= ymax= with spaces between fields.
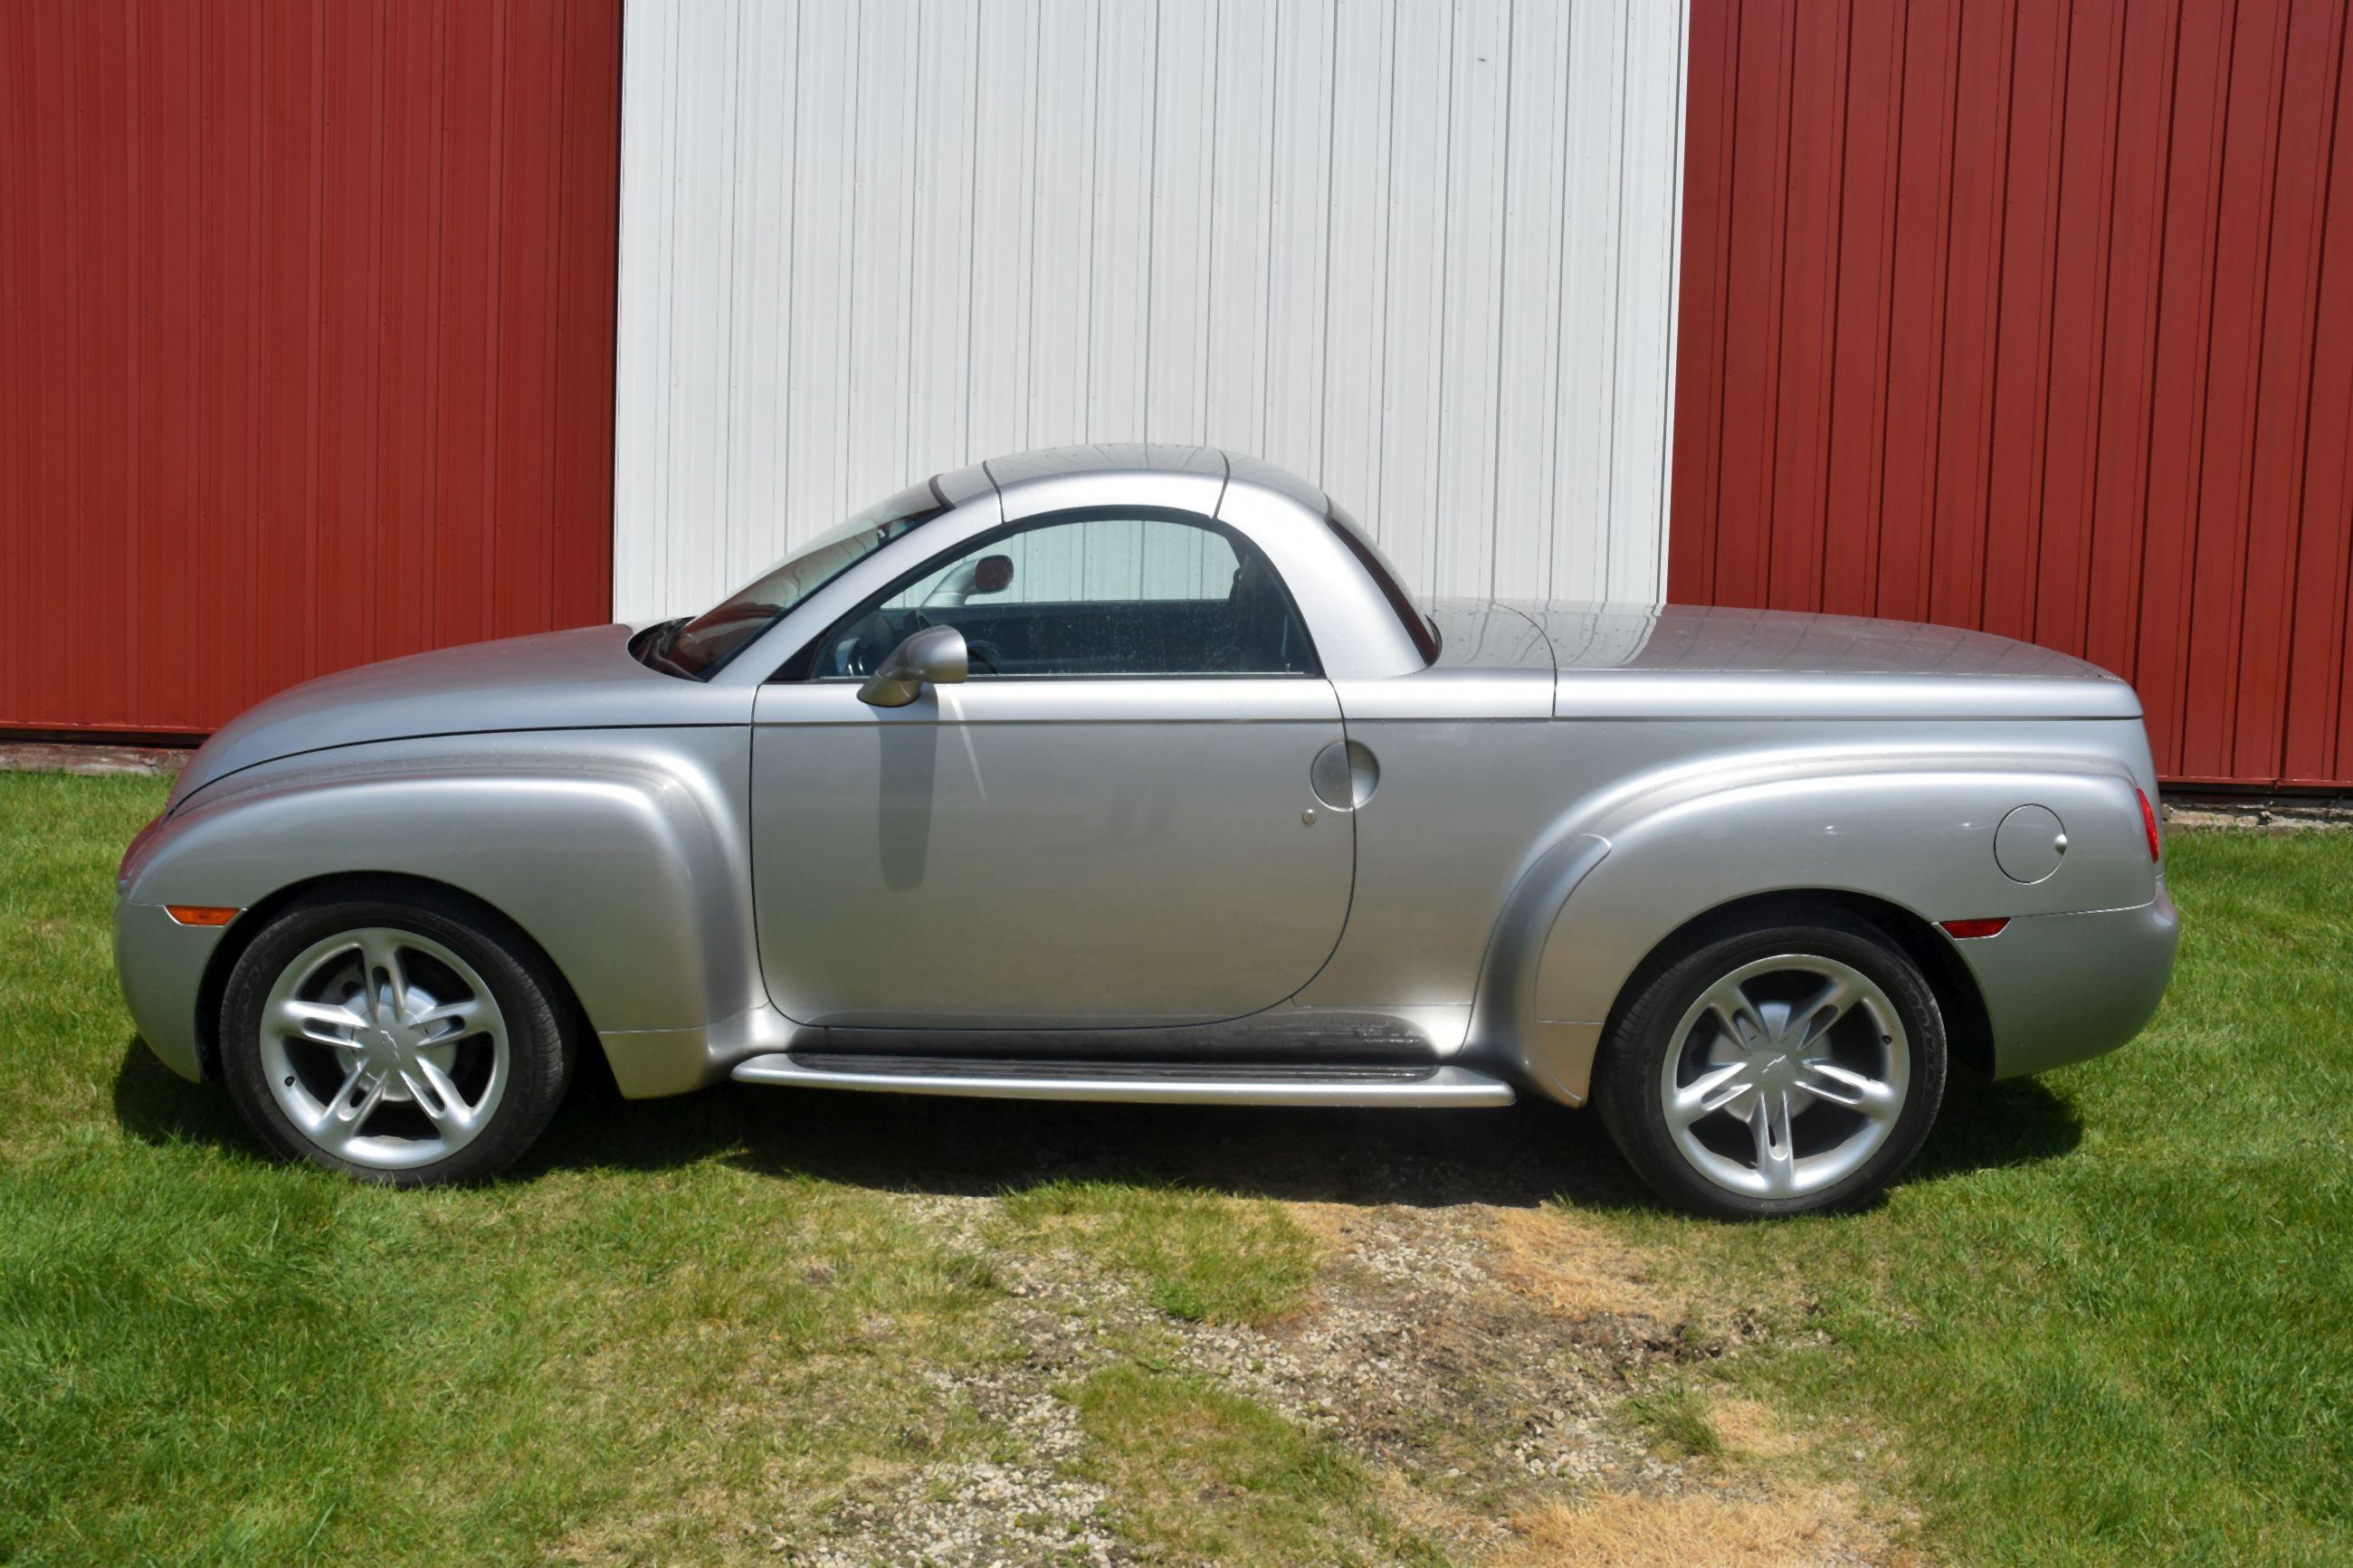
xmin=1595 ymin=907 xmax=1947 ymax=1218
xmin=1659 ymin=955 xmax=1909 ymax=1201
xmin=258 ymin=927 xmax=510 ymax=1170
xmin=220 ymin=883 xmax=574 ymax=1185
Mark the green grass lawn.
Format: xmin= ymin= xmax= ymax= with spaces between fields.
xmin=1629 ymin=825 xmax=2353 ymax=1565
xmin=2 ymin=768 xmax=2348 ymax=1564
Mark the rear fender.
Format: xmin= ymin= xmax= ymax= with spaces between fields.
xmin=1476 ymin=750 xmax=2157 ymax=1104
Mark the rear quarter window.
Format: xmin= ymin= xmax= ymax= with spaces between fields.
xmin=1326 ymin=503 xmax=1440 ymax=666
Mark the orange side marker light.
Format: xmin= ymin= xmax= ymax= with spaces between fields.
xmin=164 ymin=905 xmax=241 ymax=927
xmin=1939 ymin=917 xmax=2010 ymax=940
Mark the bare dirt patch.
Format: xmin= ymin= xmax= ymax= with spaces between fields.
xmin=1501 ymin=1486 xmax=1898 ymax=1568
xmin=1486 ymin=1205 xmax=1674 ymax=1324
xmin=519 ymin=1098 xmax=1907 ymax=1564
xmin=1710 ymin=1396 xmax=1807 ymax=1461
xmin=753 ymin=1183 xmax=1897 ymax=1563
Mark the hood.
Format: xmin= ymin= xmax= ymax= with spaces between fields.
xmin=1424 ymin=600 xmax=2139 ymax=719
xmin=168 ymin=624 xmax=748 ymax=808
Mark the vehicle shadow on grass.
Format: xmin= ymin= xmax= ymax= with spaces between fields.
xmin=112 ymin=1039 xmax=2082 ymax=1215
xmin=111 ymin=1039 xmax=252 ymax=1149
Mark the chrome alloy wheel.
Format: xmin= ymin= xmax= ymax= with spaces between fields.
xmin=1657 ymin=954 xmax=1909 ymax=1201
xmin=258 ymin=927 xmax=510 ymax=1171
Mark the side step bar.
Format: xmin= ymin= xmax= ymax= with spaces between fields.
xmin=729 ymin=1052 xmax=1516 ymax=1108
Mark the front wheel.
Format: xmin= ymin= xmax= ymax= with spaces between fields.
xmin=1592 ymin=908 xmax=1948 ymax=1218
xmin=218 ymin=883 xmax=576 ymax=1186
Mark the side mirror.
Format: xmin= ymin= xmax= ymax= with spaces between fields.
xmin=857 ymin=624 xmax=968 ymax=708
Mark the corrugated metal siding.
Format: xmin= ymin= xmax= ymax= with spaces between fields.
xmin=1671 ymin=0 xmax=2353 ymax=788
xmin=613 ymin=0 xmax=1690 ymax=623
xmin=0 ymin=0 xmax=623 ymax=737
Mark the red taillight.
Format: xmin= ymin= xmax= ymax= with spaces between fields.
xmin=1941 ymin=917 xmax=2011 ymax=940
xmin=2137 ymin=787 xmax=2162 ymax=862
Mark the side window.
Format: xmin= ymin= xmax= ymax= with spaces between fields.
xmin=810 ymin=513 xmax=1318 ymax=679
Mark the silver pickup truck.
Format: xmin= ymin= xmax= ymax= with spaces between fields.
xmin=116 ymin=445 xmax=2177 ymax=1217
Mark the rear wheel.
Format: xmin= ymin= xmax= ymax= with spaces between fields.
xmin=218 ymin=884 xmax=574 ymax=1185
xmin=1593 ymin=908 xmax=1947 ymax=1218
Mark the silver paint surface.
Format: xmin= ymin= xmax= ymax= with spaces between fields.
xmin=750 ymin=676 xmax=1352 ymax=1026
xmin=730 ymin=1055 xmax=1517 ymax=1107
xmin=117 ymin=445 xmax=2177 ymax=1113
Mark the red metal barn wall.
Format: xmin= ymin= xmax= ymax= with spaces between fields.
xmin=0 ymin=0 xmax=622 ymax=738
xmin=1671 ymin=0 xmax=2353 ymax=789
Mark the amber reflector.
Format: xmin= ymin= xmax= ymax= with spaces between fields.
xmin=164 ymin=905 xmax=240 ymax=927
xmin=1940 ymin=917 xmax=2010 ymax=940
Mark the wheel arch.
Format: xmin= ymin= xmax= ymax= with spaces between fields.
xmin=1479 ymin=756 xmax=2149 ymax=1105
xmin=192 ymin=870 xmax=598 ymax=1080
xmin=1593 ymin=889 xmax=1993 ymax=1082
xmin=121 ymin=733 xmax=762 ymax=1091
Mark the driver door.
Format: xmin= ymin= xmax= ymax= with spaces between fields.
xmin=748 ymin=508 xmax=1353 ymax=1030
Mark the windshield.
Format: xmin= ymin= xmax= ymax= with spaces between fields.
xmin=657 ymin=480 xmax=952 ymax=678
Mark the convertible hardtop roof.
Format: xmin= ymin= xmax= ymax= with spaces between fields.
xmin=969 ymin=444 xmax=1331 ymax=518
xmin=981 ymin=442 xmax=1226 ymax=484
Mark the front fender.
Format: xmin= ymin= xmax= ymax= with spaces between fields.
xmin=118 ymin=728 xmax=759 ymax=1095
xmin=1481 ymin=751 xmax=2159 ymax=1105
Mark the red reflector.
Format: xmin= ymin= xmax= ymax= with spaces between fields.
xmin=2137 ymin=787 xmax=2162 ymax=862
xmin=164 ymin=905 xmax=240 ymax=927
xmin=1941 ymin=917 xmax=2010 ymax=940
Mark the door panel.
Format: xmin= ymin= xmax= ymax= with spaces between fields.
xmin=750 ymin=679 xmax=1355 ymax=1028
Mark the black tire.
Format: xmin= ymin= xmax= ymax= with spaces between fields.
xmin=218 ymin=881 xmax=576 ymax=1187
xmin=1592 ymin=906 xmax=1948 ymax=1219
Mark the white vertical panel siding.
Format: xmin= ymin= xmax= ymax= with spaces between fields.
xmin=611 ymin=0 xmax=673 ymax=621
xmin=1432 ymin=0 xmax=1512 ymax=594
xmin=1611 ymin=0 xmax=1688 ymax=602
xmin=1318 ymin=0 xmax=1396 ymax=546
xmin=1255 ymin=0 xmax=1329 ymax=466
xmin=614 ymin=0 xmax=1690 ymax=622
xmin=1490 ymin=0 xmax=1573 ymax=596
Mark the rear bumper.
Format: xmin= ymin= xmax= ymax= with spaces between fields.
xmin=1957 ymin=885 xmax=2179 ymax=1079
xmin=114 ymin=896 xmax=223 ymax=1083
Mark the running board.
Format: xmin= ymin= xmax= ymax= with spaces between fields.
xmin=729 ymin=1052 xmax=1516 ymax=1107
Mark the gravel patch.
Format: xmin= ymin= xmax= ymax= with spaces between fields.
xmin=781 ymin=1363 xmax=1121 ymax=1566
xmin=776 ymin=1183 xmax=1869 ymax=1565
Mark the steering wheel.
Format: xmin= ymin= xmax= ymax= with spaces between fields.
xmin=834 ymin=607 xmax=944 ymax=678
xmin=834 ymin=610 xmax=898 ymax=677
xmin=965 ymin=638 xmax=1005 ymax=674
